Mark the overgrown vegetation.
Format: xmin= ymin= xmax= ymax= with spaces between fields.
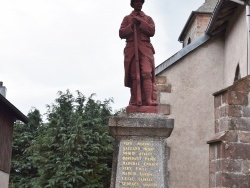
xmin=10 ymin=90 xmax=114 ymax=188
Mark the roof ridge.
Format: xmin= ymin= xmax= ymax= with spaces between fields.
xmin=197 ymin=0 xmax=218 ymax=13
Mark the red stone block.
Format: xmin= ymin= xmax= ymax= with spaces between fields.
xmin=222 ymin=142 xmax=250 ymax=160
xmin=157 ymin=84 xmax=171 ymax=93
xmin=218 ymin=118 xmax=231 ymax=132
xmin=215 ymin=107 xmax=227 ymax=120
xmin=230 ymin=117 xmax=250 ymax=131
xmin=242 ymin=106 xmax=250 ymax=117
xmin=209 ymin=172 xmax=215 ymax=188
xmin=227 ymin=105 xmax=243 ymax=117
xmin=216 ymin=142 xmax=226 ymax=159
xmin=212 ymin=159 xmax=242 ymax=174
xmin=242 ymin=160 xmax=250 ymax=175
xmin=126 ymin=105 xmax=158 ymax=113
xmin=238 ymin=131 xmax=250 ymax=143
xmin=156 ymin=76 xmax=166 ymax=85
xmin=228 ymin=91 xmax=248 ymax=105
xmin=222 ymin=92 xmax=229 ymax=104
xmin=214 ymin=95 xmax=222 ymax=108
xmin=217 ymin=172 xmax=250 ymax=188
xmin=220 ymin=159 xmax=242 ymax=173
xmin=232 ymin=79 xmax=250 ymax=92
xmin=158 ymin=104 xmax=170 ymax=115
xmin=215 ymin=172 xmax=223 ymax=187
xmin=224 ymin=131 xmax=238 ymax=142
xmin=215 ymin=120 xmax=220 ymax=133
xmin=209 ymin=160 xmax=216 ymax=174
xmin=214 ymin=108 xmax=220 ymax=120
xmin=209 ymin=144 xmax=217 ymax=161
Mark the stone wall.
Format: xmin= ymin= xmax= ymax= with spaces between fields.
xmin=208 ymin=76 xmax=250 ymax=188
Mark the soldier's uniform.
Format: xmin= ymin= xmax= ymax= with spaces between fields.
xmin=119 ymin=10 xmax=157 ymax=105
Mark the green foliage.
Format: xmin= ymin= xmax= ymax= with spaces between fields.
xmin=10 ymin=108 xmax=42 ymax=188
xmin=114 ymin=107 xmax=126 ymax=116
xmin=10 ymin=90 xmax=114 ymax=188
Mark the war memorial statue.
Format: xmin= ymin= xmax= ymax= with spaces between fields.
xmin=108 ymin=1 xmax=174 ymax=187
xmin=119 ymin=0 xmax=158 ymax=113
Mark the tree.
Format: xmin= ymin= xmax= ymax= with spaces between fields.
xmin=29 ymin=90 xmax=114 ymax=188
xmin=10 ymin=108 xmax=43 ymax=188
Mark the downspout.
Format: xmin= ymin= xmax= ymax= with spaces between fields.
xmin=246 ymin=0 xmax=250 ymax=74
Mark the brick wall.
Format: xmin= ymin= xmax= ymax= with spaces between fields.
xmin=207 ymin=76 xmax=250 ymax=188
xmin=156 ymin=76 xmax=171 ymax=115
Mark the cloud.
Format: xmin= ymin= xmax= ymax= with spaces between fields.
xmin=0 ymin=0 xmax=204 ymax=116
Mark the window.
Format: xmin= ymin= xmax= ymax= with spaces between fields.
xmin=234 ymin=64 xmax=241 ymax=82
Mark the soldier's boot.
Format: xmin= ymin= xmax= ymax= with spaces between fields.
xmin=129 ymin=80 xmax=137 ymax=105
xmin=143 ymin=79 xmax=157 ymax=106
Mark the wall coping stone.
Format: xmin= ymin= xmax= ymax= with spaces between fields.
xmin=213 ymin=75 xmax=250 ymax=97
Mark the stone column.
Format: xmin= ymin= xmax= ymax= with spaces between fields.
xmin=207 ymin=76 xmax=250 ymax=188
xmin=109 ymin=113 xmax=174 ymax=188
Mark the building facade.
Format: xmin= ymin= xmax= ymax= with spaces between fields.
xmin=156 ymin=0 xmax=250 ymax=187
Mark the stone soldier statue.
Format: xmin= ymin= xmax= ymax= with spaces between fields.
xmin=119 ymin=0 xmax=157 ymax=109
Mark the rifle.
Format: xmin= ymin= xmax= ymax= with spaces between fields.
xmin=133 ymin=23 xmax=142 ymax=105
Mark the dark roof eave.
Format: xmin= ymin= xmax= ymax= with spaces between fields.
xmin=206 ymin=0 xmax=239 ymax=36
xmin=206 ymin=0 xmax=225 ymax=35
xmin=0 ymin=94 xmax=28 ymax=123
xmin=156 ymin=34 xmax=211 ymax=75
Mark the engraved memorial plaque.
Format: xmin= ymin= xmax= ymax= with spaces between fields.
xmin=109 ymin=113 xmax=174 ymax=188
xmin=115 ymin=138 xmax=167 ymax=188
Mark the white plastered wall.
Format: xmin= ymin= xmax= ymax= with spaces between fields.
xmin=0 ymin=170 xmax=9 ymax=188
xmin=224 ymin=6 xmax=247 ymax=86
xmin=159 ymin=37 xmax=225 ymax=188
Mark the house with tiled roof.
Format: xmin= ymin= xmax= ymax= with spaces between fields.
xmin=156 ymin=0 xmax=250 ymax=187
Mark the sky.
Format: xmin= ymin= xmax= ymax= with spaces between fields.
xmin=0 ymin=0 xmax=204 ymax=118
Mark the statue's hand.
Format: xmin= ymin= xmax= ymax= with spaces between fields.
xmin=132 ymin=18 xmax=137 ymax=25
xmin=135 ymin=17 xmax=142 ymax=25
xmin=132 ymin=17 xmax=141 ymax=26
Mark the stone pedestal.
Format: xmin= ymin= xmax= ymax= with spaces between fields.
xmin=109 ymin=113 xmax=174 ymax=188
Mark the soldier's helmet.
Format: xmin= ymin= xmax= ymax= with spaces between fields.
xmin=130 ymin=0 xmax=145 ymax=7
